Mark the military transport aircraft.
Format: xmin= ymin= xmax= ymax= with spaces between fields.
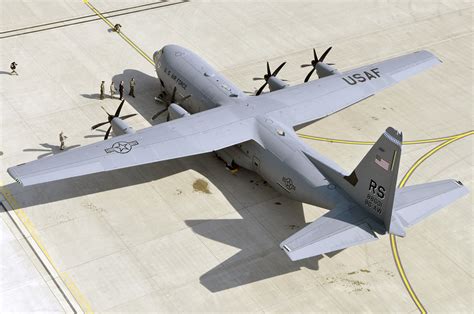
xmin=7 ymin=45 xmax=468 ymax=261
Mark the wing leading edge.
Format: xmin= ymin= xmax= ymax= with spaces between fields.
xmin=261 ymin=50 xmax=441 ymax=128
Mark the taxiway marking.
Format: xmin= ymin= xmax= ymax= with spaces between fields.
xmin=302 ymin=129 xmax=473 ymax=313
xmin=83 ymin=0 xmax=155 ymax=66
xmin=0 ymin=186 xmax=93 ymax=313
xmin=391 ymin=129 xmax=473 ymax=313
xmin=297 ymin=132 xmax=466 ymax=145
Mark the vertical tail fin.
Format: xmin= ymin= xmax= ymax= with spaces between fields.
xmin=305 ymin=127 xmax=405 ymax=235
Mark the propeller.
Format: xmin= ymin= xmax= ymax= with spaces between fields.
xmin=152 ymin=86 xmax=191 ymax=121
xmin=91 ymin=99 xmax=137 ymax=140
xmin=301 ymin=47 xmax=334 ymax=82
xmin=254 ymin=61 xmax=287 ymax=96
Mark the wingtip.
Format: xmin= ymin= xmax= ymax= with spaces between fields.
xmin=6 ymin=167 xmax=22 ymax=185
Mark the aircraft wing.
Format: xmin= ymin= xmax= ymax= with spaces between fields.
xmin=280 ymin=203 xmax=379 ymax=261
xmin=7 ymin=106 xmax=256 ymax=186
xmin=259 ymin=50 xmax=441 ymax=128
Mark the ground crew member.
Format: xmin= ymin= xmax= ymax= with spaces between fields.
xmin=59 ymin=131 xmax=67 ymax=150
xmin=10 ymin=62 xmax=18 ymax=75
xmin=119 ymin=80 xmax=124 ymax=100
xmin=110 ymin=81 xmax=116 ymax=99
xmin=129 ymin=78 xmax=136 ymax=98
xmin=114 ymin=24 xmax=122 ymax=32
xmin=100 ymin=81 xmax=105 ymax=100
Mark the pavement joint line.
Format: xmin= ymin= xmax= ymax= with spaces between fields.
xmin=0 ymin=1 xmax=188 ymax=40
xmin=0 ymin=196 xmax=80 ymax=313
xmin=0 ymin=185 xmax=93 ymax=313
xmin=83 ymin=0 xmax=155 ymax=66
xmin=0 ymin=1 xmax=168 ymax=35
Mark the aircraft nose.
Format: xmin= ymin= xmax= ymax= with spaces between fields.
xmin=161 ymin=44 xmax=187 ymax=58
xmin=153 ymin=48 xmax=164 ymax=63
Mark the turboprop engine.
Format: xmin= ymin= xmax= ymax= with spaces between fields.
xmin=253 ymin=61 xmax=288 ymax=95
xmin=91 ymin=100 xmax=136 ymax=139
xmin=168 ymin=103 xmax=190 ymax=120
xmin=301 ymin=47 xmax=340 ymax=82
xmin=152 ymin=86 xmax=191 ymax=121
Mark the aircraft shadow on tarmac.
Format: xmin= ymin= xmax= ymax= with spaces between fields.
xmin=23 ymin=143 xmax=81 ymax=159
xmin=3 ymin=69 xmax=342 ymax=292
xmin=111 ymin=69 xmax=163 ymax=124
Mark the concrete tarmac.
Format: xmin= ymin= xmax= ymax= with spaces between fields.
xmin=0 ymin=0 xmax=472 ymax=312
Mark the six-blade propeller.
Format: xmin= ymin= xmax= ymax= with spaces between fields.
xmin=152 ymin=86 xmax=191 ymax=121
xmin=301 ymin=47 xmax=334 ymax=83
xmin=253 ymin=61 xmax=287 ymax=96
xmin=91 ymin=99 xmax=137 ymax=140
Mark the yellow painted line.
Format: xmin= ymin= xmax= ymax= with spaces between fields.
xmin=83 ymin=0 xmax=155 ymax=66
xmin=390 ymin=235 xmax=426 ymax=313
xmin=0 ymin=185 xmax=94 ymax=313
xmin=301 ymin=129 xmax=472 ymax=312
xmin=390 ymin=129 xmax=473 ymax=313
xmin=398 ymin=130 xmax=474 ymax=187
xmin=297 ymin=132 xmax=465 ymax=145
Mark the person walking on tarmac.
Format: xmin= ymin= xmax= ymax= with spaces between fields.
xmin=100 ymin=81 xmax=105 ymax=100
xmin=10 ymin=62 xmax=18 ymax=75
xmin=59 ymin=131 xmax=68 ymax=150
xmin=110 ymin=81 xmax=116 ymax=99
xmin=129 ymin=78 xmax=136 ymax=98
xmin=119 ymin=80 xmax=124 ymax=100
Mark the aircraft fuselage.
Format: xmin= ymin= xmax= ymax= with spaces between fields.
xmin=153 ymin=45 xmax=344 ymax=210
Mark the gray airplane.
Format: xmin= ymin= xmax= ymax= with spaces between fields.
xmin=7 ymin=45 xmax=468 ymax=261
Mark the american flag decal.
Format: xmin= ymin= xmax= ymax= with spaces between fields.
xmin=375 ymin=154 xmax=390 ymax=171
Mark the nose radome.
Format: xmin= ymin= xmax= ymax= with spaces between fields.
xmin=153 ymin=50 xmax=161 ymax=62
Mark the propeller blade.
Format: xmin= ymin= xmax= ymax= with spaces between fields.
xmin=166 ymin=113 xmax=170 ymax=122
xmin=152 ymin=108 xmax=167 ymax=120
xmin=272 ymin=61 xmax=286 ymax=77
xmin=304 ymin=67 xmax=316 ymax=83
xmin=100 ymin=106 xmax=110 ymax=115
xmin=154 ymin=97 xmax=166 ymax=104
xmin=91 ymin=121 xmax=109 ymax=130
xmin=266 ymin=61 xmax=271 ymax=77
xmin=180 ymin=94 xmax=191 ymax=102
xmin=320 ymin=46 xmax=332 ymax=62
xmin=114 ymin=99 xmax=125 ymax=117
xmin=313 ymin=48 xmax=318 ymax=62
xmin=253 ymin=77 xmax=265 ymax=81
xmin=104 ymin=125 xmax=112 ymax=140
xmin=120 ymin=113 xmax=137 ymax=120
xmin=256 ymin=82 xmax=268 ymax=96
xmin=300 ymin=64 xmax=312 ymax=68
xmin=170 ymin=87 xmax=177 ymax=103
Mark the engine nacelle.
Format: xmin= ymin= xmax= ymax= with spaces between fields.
xmin=111 ymin=118 xmax=135 ymax=136
xmin=316 ymin=63 xmax=339 ymax=79
xmin=268 ymin=76 xmax=288 ymax=92
xmin=168 ymin=103 xmax=190 ymax=120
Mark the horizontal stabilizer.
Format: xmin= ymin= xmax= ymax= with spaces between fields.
xmin=280 ymin=203 xmax=379 ymax=261
xmin=394 ymin=180 xmax=468 ymax=228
